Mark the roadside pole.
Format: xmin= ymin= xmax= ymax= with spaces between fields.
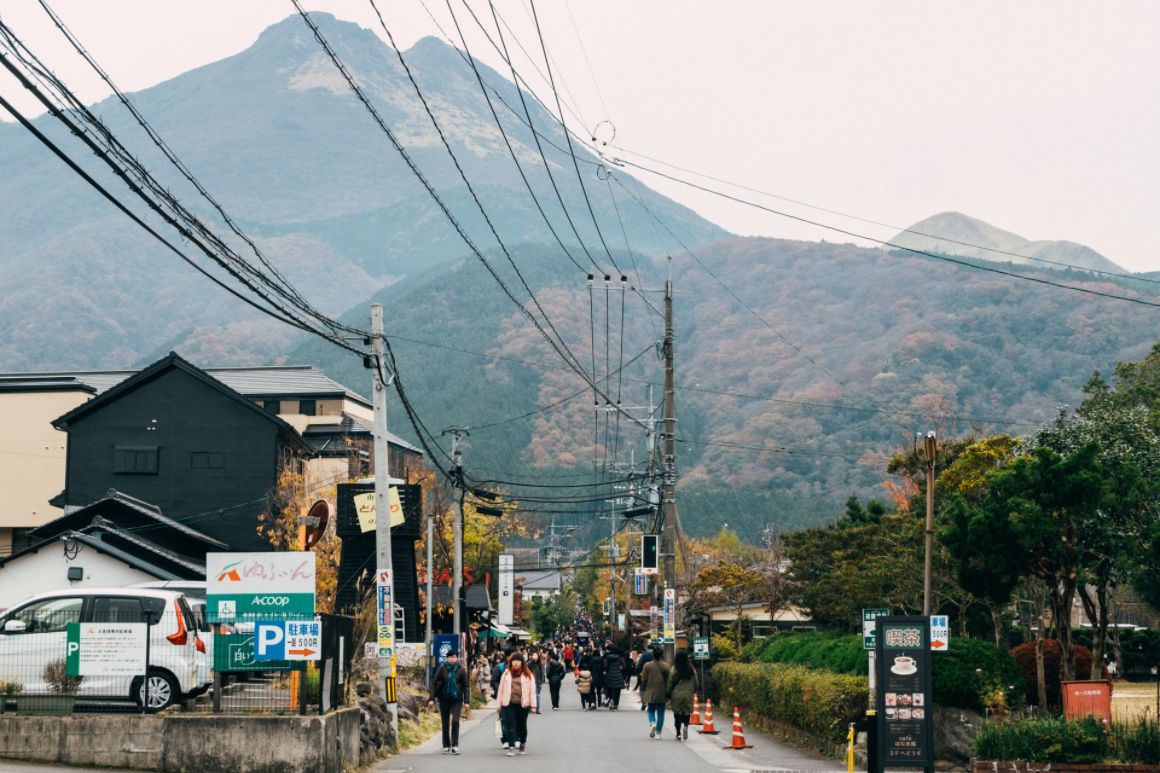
xmin=371 ymin=304 xmax=398 ymax=737
xmin=425 ymin=511 xmax=433 ymax=693
xmin=661 ymin=276 xmax=679 ymax=664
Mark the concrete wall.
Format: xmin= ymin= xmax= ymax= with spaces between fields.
xmin=0 ymin=708 xmax=362 ymax=773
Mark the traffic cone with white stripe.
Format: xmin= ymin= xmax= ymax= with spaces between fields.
xmin=690 ymin=693 xmax=702 ymax=725
xmin=698 ymin=698 xmax=719 ymax=734
xmin=724 ymin=706 xmax=753 ymax=749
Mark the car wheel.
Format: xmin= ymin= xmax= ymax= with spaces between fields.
xmin=133 ymin=670 xmax=180 ymax=711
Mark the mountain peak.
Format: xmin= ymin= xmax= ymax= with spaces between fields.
xmin=889 ymin=212 xmax=1123 ymax=274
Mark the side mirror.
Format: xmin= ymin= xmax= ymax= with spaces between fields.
xmin=2 ymin=619 xmax=27 ymax=634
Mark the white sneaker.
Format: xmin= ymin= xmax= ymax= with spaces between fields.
xmin=451 ymin=747 xmax=460 ymax=755
xmin=502 ymin=742 xmax=509 ymax=749
xmin=649 ymin=725 xmax=656 ymax=738
xmin=442 ymin=748 xmax=450 ymax=754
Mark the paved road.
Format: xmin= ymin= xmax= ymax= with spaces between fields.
xmin=375 ymin=676 xmax=845 ymax=773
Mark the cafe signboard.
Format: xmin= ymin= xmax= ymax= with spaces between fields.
xmin=875 ymin=616 xmax=934 ymax=770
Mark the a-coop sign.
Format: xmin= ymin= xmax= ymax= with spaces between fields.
xmin=207 ymin=552 xmax=316 ymax=623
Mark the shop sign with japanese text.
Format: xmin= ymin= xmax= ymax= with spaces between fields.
xmin=875 ymin=616 xmax=934 ymax=770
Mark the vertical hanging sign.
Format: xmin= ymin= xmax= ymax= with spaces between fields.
xmin=377 ymin=570 xmax=395 ymax=674
xmin=498 ymin=554 xmax=514 ymax=626
xmin=663 ymin=587 xmax=676 ymax=643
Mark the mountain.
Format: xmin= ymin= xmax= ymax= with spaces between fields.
xmin=0 ymin=13 xmax=724 ymax=371
xmin=888 ymin=212 xmax=1125 ymax=274
xmin=291 ymin=235 xmax=1160 ymax=537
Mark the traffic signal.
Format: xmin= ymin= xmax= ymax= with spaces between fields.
xmin=641 ymin=534 xmax=659 ymax=573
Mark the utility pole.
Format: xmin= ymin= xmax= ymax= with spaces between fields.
xmin=370 ymin=304 xmax=398 ymax=736
xmin=922 ymin=431 xmax=937 ymax=616
xmin=661 ymin=276 xmax=679 ymax=664
xmin=424 ymin=508 xmax=434 ymax=692
xmin=442 ymin=427 xmax=469 ymax=641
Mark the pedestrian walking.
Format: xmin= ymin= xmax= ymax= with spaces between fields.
xmin=427 ymin=649 xmax=470 ymax=755
xmin=639 ymin=646 xmax=671 ymax=739
xmin=603 ymin=647 xmax=626 ymax=710
xmin=667 ymin=650 xmax=699 ymax=740
xmin=496 ymin=651 xmax=536 ymax=755
xmin=634 ymin=646 xmax=653 ymax=710
xmin=474 ymin=655 xmax=492 ymax=700
xmin=529 ymin=650 xmax=545 ymax=714
xmin=563 ymin=642 xmax=575 ymax=669
xmin=546 ymin=652 xmax=566 ymax=710
xmin=576 ymin=665 xmax=594 ymax=710
xmin=588 ymin=647 xmax=606 ymax=708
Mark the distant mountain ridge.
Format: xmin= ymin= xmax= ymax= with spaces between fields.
xmin=0 ymin=13 xmax=724 ymax=371
xmin=888 ymin=211 xmax=1124 ymax=274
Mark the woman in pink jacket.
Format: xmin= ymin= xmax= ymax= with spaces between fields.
xmin=496 ymin=651 xmax=536 ymax=755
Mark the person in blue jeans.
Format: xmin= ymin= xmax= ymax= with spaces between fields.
xmin=638 ymin=646 xmax=671 ymax=738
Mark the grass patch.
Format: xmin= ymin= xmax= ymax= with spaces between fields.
xmin=397 ymin=706 xmax=442 ymax=750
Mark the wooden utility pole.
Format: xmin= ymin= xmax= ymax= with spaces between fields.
xmin=661 ymin=277 xmax=679 ymax=664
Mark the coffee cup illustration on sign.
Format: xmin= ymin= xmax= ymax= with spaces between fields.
xmin=891 ymin=655 xmax=917 ymax=675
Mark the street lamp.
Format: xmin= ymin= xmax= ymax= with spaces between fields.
xmin=921 ymin=432 xmax=937 ymax=616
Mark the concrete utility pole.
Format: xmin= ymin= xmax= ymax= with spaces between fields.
xmin=661 ymin=277 xmax=679 ymax=664
xmin=370 ymin=304 xmax=398 ymax=735
xmin=442 ymin=427 xmax=469 ymax=640
xmin=922 ymin=431 xmax=938 ymax=616
xmin=425 ymin=509 xmax=434 ymax=692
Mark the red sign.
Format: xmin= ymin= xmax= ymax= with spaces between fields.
xmin=1061 ymin=680 xmax=1112 ymax=724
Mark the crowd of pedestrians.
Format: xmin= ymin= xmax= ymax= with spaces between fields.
xmin=428 ymin=625 xmax=705 ymax=757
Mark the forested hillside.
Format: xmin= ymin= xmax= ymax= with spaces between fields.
xmin=296 ymin=235 xmax=1160 ymax=536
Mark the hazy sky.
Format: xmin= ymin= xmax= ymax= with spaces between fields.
xmin=2 ymin=1 xmax=1157 ymax=272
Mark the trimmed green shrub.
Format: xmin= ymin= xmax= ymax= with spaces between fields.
xmin=713 ymin=661 xmax=867 ymax=746
xmin=744 ymin=631 xmax=1024 ymax=713
xmin=933 ymin=637 xmax=1026 ymax=714
xmin=973 ymin=716 xmax=1108 ymax=763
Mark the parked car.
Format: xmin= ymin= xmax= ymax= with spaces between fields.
xmin=0 ymin=587 xmax=202 ymax=710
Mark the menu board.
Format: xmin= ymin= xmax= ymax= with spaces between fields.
xmin=875 ymin=616 xmax=933 ymax=769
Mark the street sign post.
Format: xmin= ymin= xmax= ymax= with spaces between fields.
xmin=663 ymin=587 xmax=676 ymax=643
xmin=207 ymin=552 xmax=316 ymax=623
xmin=254 ymin=618 xmax=322 ymax=661
xmin=863 ymin=608 xmax=889 ymax=650
xmin=693 ymin=636 xmax=710 ymax=661
xmin=66 ymin=622 xmax=147 ymax=676
xmin=930 ymin=615 xmax=949 ymax=652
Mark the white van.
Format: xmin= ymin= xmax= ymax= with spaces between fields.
xmin=0 ymin=587 xmax=202 ymax=710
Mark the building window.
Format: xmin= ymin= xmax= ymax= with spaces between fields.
xmin=113 ymin=446 xmax=159 ymax=474
xmin=190 ymin=451 xmax=226 ymax=469
xmin=262 ymin=399 xmax=281 ymax=414
xmin=298 ymin=399 xmax=317 ymax=416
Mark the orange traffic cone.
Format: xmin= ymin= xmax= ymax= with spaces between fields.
xmin=698 ymin=698 xmax=720 ymax=734
xmin=724 ymin=706 xmax=753 ymax=749
xmin=690 ymin=693 xmax=702 ymax=725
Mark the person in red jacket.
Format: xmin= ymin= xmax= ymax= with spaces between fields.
xmin=495 ymin=651 xmax=536 ymax=755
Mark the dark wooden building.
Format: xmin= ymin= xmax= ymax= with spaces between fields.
xmin=52 ymin=352 xmax=312 ymax=552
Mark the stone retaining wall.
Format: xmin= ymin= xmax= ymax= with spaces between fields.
xmin=0 ymin=708 xmax=361 ymax=772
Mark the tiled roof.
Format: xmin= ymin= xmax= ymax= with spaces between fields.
xmin=0 ymin=365 xmax=370 ymax=407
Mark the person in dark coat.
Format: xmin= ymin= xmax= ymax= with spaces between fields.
xmin=587 ymin=647 xmax=606 ymax=709
xmin=428 ymin=650 xmax=470 ymax=754
xmin=602 ymin=647 xmax=627 ymax=710
xmin=546 ymin=652 xmax=567 ymax=710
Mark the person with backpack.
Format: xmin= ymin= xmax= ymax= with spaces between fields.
xmin=428 ymin=649 xmax=470 ymax=755
xmin=667 ymin=650 xmax=700 ymax=740
xmin=639 ymin=646 xmax=671 ymax=739
xmin=602 ymin=646 xmax=627 ymax=710
xmin=546 ymin=652 xmax=566 ymax=710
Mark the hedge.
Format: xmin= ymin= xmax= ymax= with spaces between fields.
xmin=973 ymin=716 xmax=1108 ymax=763
xmin=713 ymin=661 xmax=867 ymax=747
xmin=742 ymin=631 xmax=1025 ymax=713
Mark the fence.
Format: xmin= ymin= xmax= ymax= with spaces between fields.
xmin=0 ymin=601 xmax=355 ymax=715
